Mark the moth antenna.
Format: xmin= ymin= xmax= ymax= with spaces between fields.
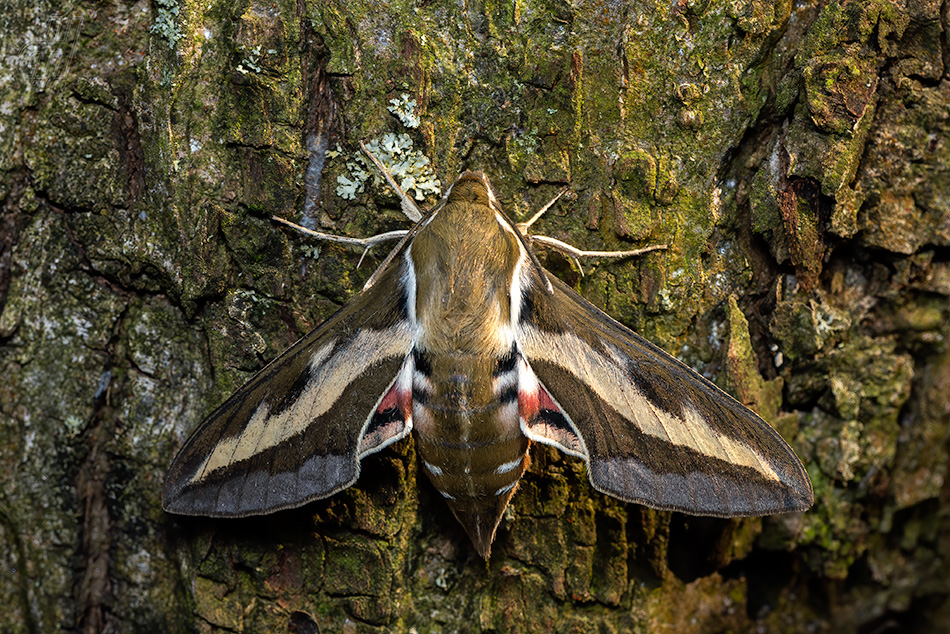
xmin=527 ymin=234 xmax=667 ymax=261
xmin=516 ymin=186 xmax=570 ymax=233
xmin=359 ymin=141 xmax=424 ymax=222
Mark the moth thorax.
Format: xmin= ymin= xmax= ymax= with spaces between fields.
xmin=415 ymin=301 xmax=512 ymax=356
xmin=410 ymin=168 xmax=521 ymax=354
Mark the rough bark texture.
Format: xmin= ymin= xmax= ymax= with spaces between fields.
xmin=1 ymin=0 xmax=949 ymax=632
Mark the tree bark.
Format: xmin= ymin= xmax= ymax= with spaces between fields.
xmin=1 ymin=0 xmax=948 ymax=632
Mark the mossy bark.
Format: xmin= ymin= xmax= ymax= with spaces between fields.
xmin=1 ymin=0 xmax=948 ymax=632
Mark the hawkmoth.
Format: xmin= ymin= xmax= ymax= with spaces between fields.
xmin=163 ymin=157 xmax=813 ymax=558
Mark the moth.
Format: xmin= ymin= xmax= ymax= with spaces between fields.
xmin=164 ymin=151 xmax=813 ymax=558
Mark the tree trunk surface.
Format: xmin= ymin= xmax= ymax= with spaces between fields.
xmin=1 ymin=0 xmax=948 ymax=632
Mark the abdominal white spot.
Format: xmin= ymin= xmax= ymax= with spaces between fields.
xmin=495 ymin=482 xmax=516 ymax=496
xmin=413 ymin=372 xmax=432 ymax=387
xmin=492 ymin=370 xmax=518 ymax=393
xmin=424 ymin=461 xmax=443 ymax=476
xmin=495 ymin=457 xmax=522 ymax=474
xmin=440 ymin=490 xmax=456 ymax=500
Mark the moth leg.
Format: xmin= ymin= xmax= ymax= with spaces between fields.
xmin=272 ymin=216 xmax=408 ymax=248
xmin=359 ymin=141 xmax=424 ymax=222
xmin=272 ymin=216 xmax=408 ymax=269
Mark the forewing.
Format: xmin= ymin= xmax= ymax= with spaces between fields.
xmin=517 ymin=272 xmax=813 ymax=517
xmin=163 ymin=262 xmax=415 ymax=517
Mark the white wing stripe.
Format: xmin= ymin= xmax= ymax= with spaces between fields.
xmin=519 ymin=326 xmax=781 ymax=482
xmin=191 ymin=325 xmax=412 ymax=482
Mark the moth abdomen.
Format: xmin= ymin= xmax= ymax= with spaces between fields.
xmin=411 ymin=350 xmax=529 ymax=557
xmin=415 ymin=428 xmax=530 ymax=558
xmin=493 ymin=346 xmax=519 ymax=376
xmin=416 ymin=433 xmax=529 ymax=494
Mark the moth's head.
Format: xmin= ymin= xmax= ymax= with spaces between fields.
xmin=444 ymin=170 xmax=501 ymax=210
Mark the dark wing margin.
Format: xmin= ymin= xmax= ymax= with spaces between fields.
xmin=517 ymin=271 xmax=813 ymax=517
xmin=163 ymin=260 xmax=415 ymax=518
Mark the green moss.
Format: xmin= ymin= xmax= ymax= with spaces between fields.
xmin=616 ymin=149 xmax=657 ymax=200
xmin=590 ymin=506 xmax=628 ymax=605
xmin=826 ymin=337 xmax=913 ymax=426
xmin=723 ymin=297 xmax=784 ymax=422
xmin=770 ymin=296 xmax=852 ymax=363
xmin=749 ymin=159 xmax=782 ymax=239
xmin=800 ymin=478 xmax=868 ymax=578
xmin=324 ymin=538 xmax=392 ymax=597
xmin=647 ymin=573 xmax=751 ymax=632
xmin=24 ymin=94 xmax=128 ymax=210
xmin=193 ymin=577 xmax=244 ymax=630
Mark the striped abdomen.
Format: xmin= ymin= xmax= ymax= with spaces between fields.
xmin=411 ymin=347 xmax=529 ymax=556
